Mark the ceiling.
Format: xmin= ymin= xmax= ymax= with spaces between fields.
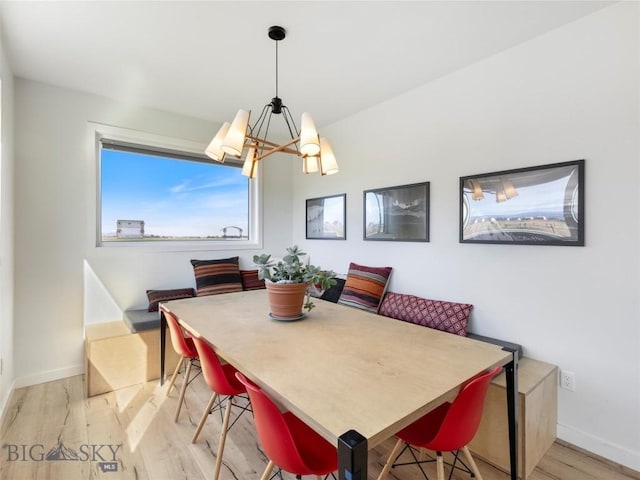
xmin=0 ymin=1 xmax=613 ymax=131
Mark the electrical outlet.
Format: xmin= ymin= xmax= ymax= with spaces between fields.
xmin=560 ymin=369 xmax=575 ymax=391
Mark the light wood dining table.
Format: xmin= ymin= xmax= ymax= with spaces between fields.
xmin=160 ymin=289 xmax=519 ymax=480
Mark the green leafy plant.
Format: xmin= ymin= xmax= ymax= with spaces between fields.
xmin=253 ymin=245 xmax=336 ymax=311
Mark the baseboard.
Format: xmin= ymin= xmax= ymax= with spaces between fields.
xmin=558 ymin=423 xmax=640 ymax=473
xmin=14 ymin=364 xmax=84 ymax=389
xmin=0 ymin=379 xmax=17 ymax=431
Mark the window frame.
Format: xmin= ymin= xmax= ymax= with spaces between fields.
xmin=90 ymin=123 xmax=262 ymax=251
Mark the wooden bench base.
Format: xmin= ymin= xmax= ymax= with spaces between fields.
xmin=85 ymin=321 xmax=180 ymax=397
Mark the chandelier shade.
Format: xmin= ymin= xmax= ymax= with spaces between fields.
xmin=204 ymin=121 xmax=230 ymax=161
xmin=300 ymin=112 xmax=321 ymax=157
xmin=221 ymin=109 xmax=251 ymax=158
xmin=303 ymin=156 xmax=319 ymax=174
xmin=242 ymin=144 xmax=259 ymax=179
xmin=319 ymin=137 xmax=339 ymax=176
xmin=205 ymin=26 xmax=338 ymax=178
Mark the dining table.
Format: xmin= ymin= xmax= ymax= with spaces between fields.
xmin=160 ymin=289 xmax=519 ymax=480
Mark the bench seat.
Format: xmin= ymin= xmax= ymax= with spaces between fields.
xmin=123 ymin=309 xmax=160 ymax=333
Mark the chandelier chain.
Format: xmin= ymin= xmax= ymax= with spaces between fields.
xmin=275 ymin=40 xmax=279 ymax=99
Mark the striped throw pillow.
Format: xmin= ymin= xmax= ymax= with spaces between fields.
xmin=338 ymin=263 xmax=392 ymax=313
xmin=190 ymin=257 xmax=243 ymax=296
xmin=146 ymin=287 xmax=195 ymax=312
xmin=240 ymin=269 xmax=265 ymax=291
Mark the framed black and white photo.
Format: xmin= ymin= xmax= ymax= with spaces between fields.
xmin=305 ymin=194 xmax=346 ymax=240
xmin=460 ymin=159 xmax=584 ymax=246
xmin=364 ymin=182 xmax=429 ymax=242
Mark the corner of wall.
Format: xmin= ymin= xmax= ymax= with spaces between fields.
xmin=0 ymin=19 xmax=17 ymax=434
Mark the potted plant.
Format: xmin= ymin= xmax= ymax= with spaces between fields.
xmin=253 ymin=245 xmax=336 ymax=319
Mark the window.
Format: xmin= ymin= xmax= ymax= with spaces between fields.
xmin=95 ymin=126 xmax=257 ymax=247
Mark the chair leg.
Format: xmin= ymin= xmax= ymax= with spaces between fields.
xmin=166 ymin=356 xmax=184 ymax=396
xmin=174 ymin=359 xmax=192 ymax=422
xmin=436 ymin=452 xmax=445 ymax=480
xmin=376 ymin=438 xmax=405 ymax=480
xmin=260 ymin=460 xmax=275 ymax=480
xmin=192 ymin=391 xmax=219 ymax=443
xmin=418 ymin=448 xmax=428 ymax=462
xmin=213 ymin=395 xmax=234 ymax=480
xmin=462 ymin=446 xmax=483 ymax=480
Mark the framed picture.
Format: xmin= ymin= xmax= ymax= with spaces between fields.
xmin=460 ymin=159 xmax=584 ymax=246
xmin=305 ymin=194 xmax=346 ymax=240
xmin=364 ymin=182 xmax=429 ymax=242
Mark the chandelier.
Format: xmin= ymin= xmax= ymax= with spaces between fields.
xmin=204 ymin=25 xmax=339 ymax=179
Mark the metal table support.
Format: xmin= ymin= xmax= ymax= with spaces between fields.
xmin=338 ymin=430 xmax=367 ymax=480
xmin=503 ymin=347 xmax=519 ymax=480
xmin=160 ymin=310 xmax=167 ymax=385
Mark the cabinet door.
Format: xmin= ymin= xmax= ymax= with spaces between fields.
xmin=469 ymin=385 xmax=525 ymax=474
xmin=469 ymin=358 xmax=558 ymax=479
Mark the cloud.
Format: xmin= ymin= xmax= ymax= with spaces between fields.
xmin=169 ymin=175 xmax=243 ymax=195
xmin=169 ymin=179 xmax=191 ymax=194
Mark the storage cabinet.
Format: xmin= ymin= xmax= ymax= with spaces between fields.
xmin=469 ymin=357 xmax=557 ymax=479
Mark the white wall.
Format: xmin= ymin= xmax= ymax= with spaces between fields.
xmin=0 ymin=25 xmax=15 ymax=419
xmin=13 ymin=80 xmax=293 ymax=386
xmin=292 ymin=3 xmax=639 ymax=471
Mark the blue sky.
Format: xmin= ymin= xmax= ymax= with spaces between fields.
xmin=101 ymin=150 xmax=248 ymax=238
xmin=467 ymin=175 xmax=572 ymax=218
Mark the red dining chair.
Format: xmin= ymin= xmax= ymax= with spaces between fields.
xmin=235 ymin=371 xmax=338 ymax=480
xmin=161 ymin=305 xmax=199 ymax=422
xmin=191 ymin=336 xmax=251 ymax=480
xmin=377 ymin=365 xmax=503 ymax=480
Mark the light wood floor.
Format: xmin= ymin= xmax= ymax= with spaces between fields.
xmin=1 ymin=374 xmax=638 ymax=480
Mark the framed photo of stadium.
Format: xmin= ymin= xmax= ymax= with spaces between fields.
xmin=460 ymin=160 xmax=584 ymax=246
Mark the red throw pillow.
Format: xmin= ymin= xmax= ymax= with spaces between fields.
xmin=379 ymin=292 xmax=472 ymax=336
